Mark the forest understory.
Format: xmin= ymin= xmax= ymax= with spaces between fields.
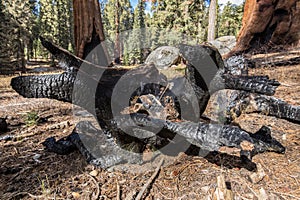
xmin=0 ymin=50 xmax=299 ymax=200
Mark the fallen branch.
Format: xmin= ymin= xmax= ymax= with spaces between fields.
xmin=14 ymin=192 xmax=48 ymax=199
xmin=135 ymin=158 xmax=164 ymax=200
xmin=272 ymin=191 xmax=300 ymax=200
xmin=1 ymin=131 xmax=43 ymax=143
xmin=117 ymin=181 xmax=121 ymax=200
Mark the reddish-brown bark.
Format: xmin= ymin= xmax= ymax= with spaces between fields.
xmin=227 ymin=0 xmax=300 ymax=57
xmin=73 ymin=0 xmax=109 ymax=65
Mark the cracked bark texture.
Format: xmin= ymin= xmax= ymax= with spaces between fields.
xmin=208 ymin=90 xmax=300 ymax=124
xmin=9 ymin=38 xmax=292 ymax=168
xmin=227 ymin=0 xmax=300 ymax=56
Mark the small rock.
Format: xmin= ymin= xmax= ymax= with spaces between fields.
xmin=258 ymin=188 xmax=268 ymax=200
xmin=33 ymin=153 xmax=42 ymax=163
xmin=209 ymin=36 xmax=236 ymax=55
xmin=145 ymin=46 xmax=180 ymax=69
xmin=72 ymin=192 xmax=81 ymax=199
xmin=249 ymin=163 xmax=265 ymax=183
xmin=201 ymin=186 xmax=210 ymax=193
xmin=89 ymin=169 xmax=98 ymax=177
xmin=282 ymin=134 xmax=286 ymax=140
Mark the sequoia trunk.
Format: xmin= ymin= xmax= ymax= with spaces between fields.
xmin=73 ymin=0 xmax=109 ymax=66
xmin=227 ymin=0 xmax=300 ymax=56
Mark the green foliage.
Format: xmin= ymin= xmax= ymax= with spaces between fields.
xmin=24 ymin=111 xmax=40 ymax=126
xmin=103 ymin=0 xmax=134 ymax=35
xmin=127 ymin=0 xmax=146 ymax=64
xmin=0 ymin=0 xmax=74 ymax=73
xmin=105 ymin=0 xmax=210 ymax=65
xmin=0 ymin=0 xmax=36 ymax=71
xmin=150 ymin=0 xmax=208 ymax=44
xmin=217 ymin=2 xmax=244 ymax=37
xmin=38 ymin=0 xmax=74 ymax=54
xmin=103 ymin=0 xmax=134 ymax=63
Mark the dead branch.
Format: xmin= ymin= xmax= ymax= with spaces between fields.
xmin=135 ymin=158 xmax=164 ymax=200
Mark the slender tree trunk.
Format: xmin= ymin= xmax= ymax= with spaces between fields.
xmin=73 ymin=0 xmax=109 ymax=66
xmin=114 ymin=0 xmax=121 ymax=64
xmin=68 ymin=0 xmax=74 ymax=52
xmin=17 ymin=30 xmax=26 ymax=72
xmin=207 ymin=0 xmax=217 ymax=42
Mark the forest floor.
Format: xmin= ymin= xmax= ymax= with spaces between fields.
xmin=0 ymin=52 xmax=299 ymax=200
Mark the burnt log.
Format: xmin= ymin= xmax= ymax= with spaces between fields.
xmin=10 ymin=38 xmax=290 ymax=168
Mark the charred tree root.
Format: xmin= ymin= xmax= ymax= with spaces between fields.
xmin=228 ymin=91 xmax=300 ymax=123
xmin=42 ymin=121 xmax=142 ymax=168
xmin=11 ymin=73 xmax=75 ymax=102
xmin=42 ymin=113 xmax=285 ymax=169
xmin=116 ymin=113 xmax=285 ymax=160
xmin=223 ymin=74 xmax=279 ymax=95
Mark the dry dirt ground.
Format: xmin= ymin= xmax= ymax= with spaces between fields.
xmin=0 ymin=53 xmax=299 ymax=200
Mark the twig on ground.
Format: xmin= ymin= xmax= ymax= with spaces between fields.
xmin=14 ymin=192 xmax=47 ymax=199
xmin=272 ymin=191 xmax=300 ymax=200
xmin=86 ymin=173 xmax=100 ymax=200
xmin=117 ymin=181 xmax=121 ymax=200
xmin=245 ymin=184 xmax=259 ymax=199
xmin=1 ymin=131 xmax=43 ymax=143
xmin=135 ymin=158 xmax=164 ymax=200
xmin=159 ymin=83 xmax=169 ymax=101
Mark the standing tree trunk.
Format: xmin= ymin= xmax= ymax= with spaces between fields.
xmin=227 ymin=0 xmax=300 ymax=57
xmin=114 ymin=0 xmax=121 ymax=64
xmin=17 ymin=29 xmax=26 ymax=72
xmin=207 ymin=0 xmax=217 ymax=42
xmin=73 ymin=0 xmax=109 ymax=66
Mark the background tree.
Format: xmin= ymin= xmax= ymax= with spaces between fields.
xmin=183 ymin=0 xmax=208 ymax=43
xmin=0 ymin=0 xmax=35 ymax=72
xmin=37 ymin=0 xmax=74 ymax=63
xmin=148 ymin=0 xmax=208 ymax=45
xmin=103 ymin=0 xmax=133 ymax=64
xmin=217 ymin=2 xmax=244 ymax=37
xmin=124 ymin=0 xmax=146 ymax=64
xmin=56 ymin=0 xmax=74 ymax=50
xmin=228 ymin=0 xmax=300 ymax=56
xmin=207 ymin=0 xmax=217 ymax=41
xmin=73 ymin=0 xmax=108 ymax=66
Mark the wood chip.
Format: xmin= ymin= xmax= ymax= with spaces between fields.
xmin=89 ymin=169 xmax=99 ymax=177
xmin=249 ymin=163 xmax=266 ymax=184
xmin=213 ymin=174 xmax=234 ymax=200
xmin=258 ymin=188 xmax=268 ymax=200
xmin=72 ymin=192 xmax=81 ymax=199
